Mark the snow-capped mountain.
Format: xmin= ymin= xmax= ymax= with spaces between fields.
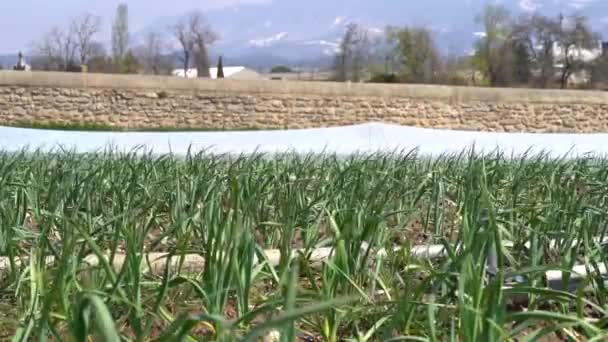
xmin=144 ymin=0 xmax=608 ymax=68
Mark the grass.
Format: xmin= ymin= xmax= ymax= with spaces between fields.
xmin=7 ymin=121 xmax=273 ymax=132
xmin=0 ymin=149 xmax=607 ymax=340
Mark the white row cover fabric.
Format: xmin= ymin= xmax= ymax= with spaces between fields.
xmin=0 ymin=122 xmax=607 ymax=158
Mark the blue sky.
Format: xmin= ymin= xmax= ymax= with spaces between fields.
xmin=0 ymin=0 xmax=270 ymax=54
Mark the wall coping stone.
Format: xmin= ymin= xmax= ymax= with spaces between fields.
xmin=1 ymin=70 xmax=607 ymax=104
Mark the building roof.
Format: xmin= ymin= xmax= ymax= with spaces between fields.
xmin=264 ymin=71 xmax=333 ymax=81
xmin=209 ymin=66 xmax=246 ymax=79
xmin=172 ymin=66 xmax=261 ymax=79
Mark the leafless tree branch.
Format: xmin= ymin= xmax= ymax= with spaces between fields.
xmin=169 ymin=11 xmax=218 ymax=77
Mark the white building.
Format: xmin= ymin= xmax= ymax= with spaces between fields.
xmin=12 ymin=52 xmax=31 ymax=71
xmin=552 ymin=42 xmax=604 ymax=86
xmin=172 ymin=66 xmax=262 ymax=80
xmin=553 ymin=42 xmax=603 ymax=67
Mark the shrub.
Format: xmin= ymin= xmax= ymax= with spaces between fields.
xmin=368 ymin=73 xmax=400 ymax=83
xmin=270 ymin=65 xmax=293 ymax=73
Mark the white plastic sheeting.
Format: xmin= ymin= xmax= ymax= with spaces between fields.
xmin=0 ymin=122 xmax=607 ymax=157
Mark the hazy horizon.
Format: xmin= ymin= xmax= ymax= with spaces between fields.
xmin=1 ymin=0 xmax=606 ymax=58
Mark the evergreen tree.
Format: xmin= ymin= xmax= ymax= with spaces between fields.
xmin=217 ymin=56 xmax=225 ymax=78
xmin=112 ymin=4 xmax=130 ymax=62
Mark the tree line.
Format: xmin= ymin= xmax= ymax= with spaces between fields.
xmin=28 ymin=4 xmax=217 ymax=78
xmin=20 ymin=3 xmax=608 ymax=89
xmin=335 ymin=4 xmax=608 ymax=89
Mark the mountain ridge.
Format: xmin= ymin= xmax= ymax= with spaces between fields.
xmin=183 ymin=0 xmax=608 ymax=66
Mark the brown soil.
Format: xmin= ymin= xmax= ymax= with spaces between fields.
xmin=0 ymin=298 xmax=18 ymax=341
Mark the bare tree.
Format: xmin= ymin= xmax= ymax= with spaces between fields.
xmin=190 ymin=12 xmax=218 ymax=78
xmin=555 ymin=15 xmax=599 ymax=88
xmin=89 ymin=41 xmax=107 ymax=58
xmin=136 ymin=31 xmax=171 ymax=75
xmin=170 ymin=19 xmax=194 ymax=76
xmin=335 ymin=24 xmax=355 ymax=81
xmin=335 ymin=23 xmax=371 ymax=82
xmin=72 ymin=14 xmax=102 ymax=66
xmin=31 ymin=13 xmax=101 ymax=72
xmin=512 ymin=14 xmax=561 ymax=87
xmin=170 ymin=11 xmax=217 ymax=78
xmin=112 ymin=3 xmax=130 ymax=61
xmin=31 ymin=26 xmax=77 ymax=71
xmin=86 ymin=43 xmax=114 ymax=73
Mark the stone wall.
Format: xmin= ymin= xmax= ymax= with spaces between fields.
xmin=1 ymin=71 xmax=608 ymax=132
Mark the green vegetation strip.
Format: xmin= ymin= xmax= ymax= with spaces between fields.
xmin=7 ymin=121 xmax=271 ymax=132
xmin=1 ymin=150 xmax=608 ymax=340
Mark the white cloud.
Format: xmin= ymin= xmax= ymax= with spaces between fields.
xmin=564 ymin=0 xmax=597 ymax=10
xmin=302 ymin=40 xmax=340 ymax=55
xmin=518 ymin=0 xmax=541 ymax=12
xmin=368 ymin=27 xmax=383 ymax=35
xmin=323 ymin=47 xmax=338 ymax=56
xmin=330 ymin=16 xmax=346 ymax=28
xmin=438 ymin=26 xmax=452 ymax=34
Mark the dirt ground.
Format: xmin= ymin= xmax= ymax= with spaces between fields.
xmin=0 ymin=299 xmax=18 ymax=341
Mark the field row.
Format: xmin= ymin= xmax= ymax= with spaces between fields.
xmin=1 ymin=150 xmax=608 ymax=340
